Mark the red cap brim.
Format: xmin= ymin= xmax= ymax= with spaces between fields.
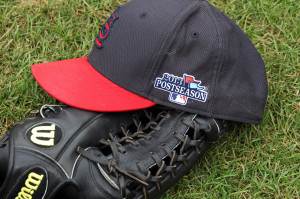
xmin=31 ymin=57 xmax=156 ymax=112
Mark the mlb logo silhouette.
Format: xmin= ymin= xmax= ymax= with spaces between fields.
xmin=169 ymin=93 xmax=187 ymax=105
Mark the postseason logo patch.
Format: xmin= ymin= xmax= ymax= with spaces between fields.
xmin=154 ymin=73 xmax=208 ymax=105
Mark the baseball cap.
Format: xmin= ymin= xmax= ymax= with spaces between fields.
xmin=31 ymin=0 xmax=268 ymax=124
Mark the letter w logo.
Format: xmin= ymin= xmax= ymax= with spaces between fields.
xmin=30 ymin=124 xmax=56 ymax=146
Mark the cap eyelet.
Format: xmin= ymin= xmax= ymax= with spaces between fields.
xmin=140 ymin=12 xmax=147 ymax=18
xmin=191 ymin=32 xmax=199 ymax=38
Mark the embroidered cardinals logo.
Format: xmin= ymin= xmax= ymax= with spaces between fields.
xmin=154 ymin=73 xmax=208 ymax=105
xmin=95 ymin=6 xmax=121 ymax=48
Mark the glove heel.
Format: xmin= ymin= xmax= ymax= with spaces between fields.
xmin=0 ymin=133 xmax=9 ymax=188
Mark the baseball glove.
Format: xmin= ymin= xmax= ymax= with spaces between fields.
xmin=0 ymin=104 xmax=144 ymax=199
xmin=0 ymin=105 xmax=226 ymax=199
xmin=77 ymin=107 xmax=226 ymax=199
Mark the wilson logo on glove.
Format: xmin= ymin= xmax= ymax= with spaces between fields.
xmin=26 ymin=123 xmax=63 ymax=148
xmin=7 ymin=168 xmax=48 ymax=199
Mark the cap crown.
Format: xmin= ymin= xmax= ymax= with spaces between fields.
xmin=88 ymin=0 xmax=268 ymax=124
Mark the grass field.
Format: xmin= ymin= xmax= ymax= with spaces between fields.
xmin=0 ymin=0 xmax=299 ymax=198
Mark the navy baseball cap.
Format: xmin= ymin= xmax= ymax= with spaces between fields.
xmin=31 ymin=0 xmax=268 ymax=124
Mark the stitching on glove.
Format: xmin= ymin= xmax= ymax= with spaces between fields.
xmin=77 ymin=108 xmax=222 ymax=199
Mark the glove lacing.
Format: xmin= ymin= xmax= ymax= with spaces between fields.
xmin=78 ymin=111 xmax=210 ymax=199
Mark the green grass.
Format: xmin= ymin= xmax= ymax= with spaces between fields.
xmin=0 ymin=0 xmax=299 ymax=198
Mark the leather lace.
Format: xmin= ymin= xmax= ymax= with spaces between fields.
xmin=77 ymin=111 xmax=210 ymax=199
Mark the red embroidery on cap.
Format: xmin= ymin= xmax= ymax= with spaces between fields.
xmin=99 ymin=23 xmax=110 ymax=39
xmin=95 ymin=38 xmax=102 ymax=47
xmin=95 ymin=6 xmax=121 ymax=48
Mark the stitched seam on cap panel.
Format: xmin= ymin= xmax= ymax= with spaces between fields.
xmin=143 ymin=0 xmax=201 ymax=94
xmin=209 ymin=5 xmax=227 ymax=118
xmin=201 ymin=1 xmax=224 ymax=114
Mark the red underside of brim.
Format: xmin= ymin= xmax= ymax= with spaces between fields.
xmin=31 ymin=57 xmax=156 ymax=112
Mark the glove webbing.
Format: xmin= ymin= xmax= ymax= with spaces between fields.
xmin=78 ymin=110 xmax=214 ymax=199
